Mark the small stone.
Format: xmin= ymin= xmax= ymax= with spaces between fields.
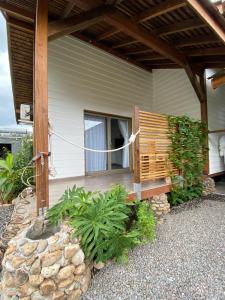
xmin=15 ymin=269 xmax=29 ymax=286
xmin=57 ymin=265 xmax=75 ymax=280
xmin=37 ymin=240 xmax=48 ymax=253
xmin=27 ymin=218 xmax=44 ymax=240
xmin=26 ymin=255 xmax=37 ymax=266
xmin=31 ymin=290 xmax=46 ymax=300
xmin=71 ymin=249 xmax=84 ymax=266
xmin=41 ymin=263 xmax=60 ymax=278
xmin=18 ymin=238 xmax=28 ymax=247
xmin=30 ymin=259 xmax=41 ymax=275
xmin=20 ymin=297 xmax=31 ymax=300
xmin=40 ymin=279 xmax=56 ymax=296
xmin=29 ymin=274 xmax=44 ymax=287
xmin=52 ymin=291 xmax=65 ymax=300
xmin=3 ymin=271 xmax=15 ymax=287
xmin=5 ymin=244 xmax=16 ymax=256
xmin=21 ymin=242 xmax=38 ymax=256
xmin=18 ymin=282 xmax=37 ymax=297
xmin=67 ymin=289 xmax=82 ymax=300
xmin=64 ymin=244 xmax=79 ymax=259
xmin=41 ymin=250 xmax=62 ymax=267
xmin=49 ymin=242 xmax=63 ymax=253
xmin=93 ymin=261 xmax=105 ymax=270
xmin=48 ymin=235 xmax=59 ymax=244
xmin=11 ymin=256 xmax=26 ymax=269
xmin=75 ymin=263 xmax=86 ymax=275
xmin=58 ymin=275 xmax=74 ymax=289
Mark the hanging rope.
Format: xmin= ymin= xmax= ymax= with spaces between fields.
xmin=49 ymin=128 xmax=140 ymax=153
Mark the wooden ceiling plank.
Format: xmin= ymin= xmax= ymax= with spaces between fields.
xmin=104 ymin=9 xmax=186 ymax=67
xmin=154 ymin=18 xmax=205 ymax=36
xmin=0 ymin=1 xmax=35 ymax=22
xmin=134 ymin=0 xmax=186 ymax=23
xmin=61 ymin=0 xmax=77 ymax=19
xmin=70 ymin=0 xmax=104 ymax=10
xmin=184 ymin=47 xmax=225 ymax=56
xmin=187 ymin=0 xmax=225 ymax=44
xmin=176 ymin=34 xmax=219 ymax=47
xmin=48 ymin=6 xmax=112 ymax=41
xmin=112 ymin=38 xmax=138 ymax=48
xmin=96 ymin=27 xmax=120 ymax=41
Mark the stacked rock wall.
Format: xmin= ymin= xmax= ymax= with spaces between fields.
xmin=1 ymin=222 xmax=91 ymax=300
xmin=203 ymin=177 xmax=216 ymax=196
xmin=150 ymin=193 xmax=170 ymax=222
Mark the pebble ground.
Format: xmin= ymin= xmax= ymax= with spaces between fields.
xmin=83 ymin=195 xmax=225 ymax=300
xmin=0 ymin=205 xmax=14 ymax=237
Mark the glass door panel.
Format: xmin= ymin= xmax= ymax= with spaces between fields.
xmin=84 ymin=114 xmax=107 ymax=173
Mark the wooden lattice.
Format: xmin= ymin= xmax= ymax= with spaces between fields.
xmin=137 ymin=110 xmax=177 ymax=182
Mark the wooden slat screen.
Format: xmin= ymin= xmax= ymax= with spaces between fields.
xmin=138 ymin=110 xmax=177 ymax=182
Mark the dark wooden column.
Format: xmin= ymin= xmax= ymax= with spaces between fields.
xmin=200 ymin=71 xmax=209 ymax=175
xmin=34 ymin=0 xmax=49 ymax=214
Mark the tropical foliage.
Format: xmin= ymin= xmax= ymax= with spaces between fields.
xmin=47 ymin=185 xmax=156 ymax=264
xmin=168 ymin=115 xmax=208 ymax=205
xmin=0 ymin=136 xmax=33 ymax=203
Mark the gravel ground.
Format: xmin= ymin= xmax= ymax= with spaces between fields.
xmin=0 ymin=205 xmax=14 ymax=237
xmin=83 ymin=194 xmax=225 ymax=300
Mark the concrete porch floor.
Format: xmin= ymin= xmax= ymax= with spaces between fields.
xmin=49 ymin=172 xmax=166 ymax=206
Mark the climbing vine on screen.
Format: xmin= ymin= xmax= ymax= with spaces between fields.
xmin=168 ymin=115 xmax=208 ymax=205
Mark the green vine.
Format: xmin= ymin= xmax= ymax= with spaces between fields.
xmin=168 ymin=115 xmax=208 ymax=206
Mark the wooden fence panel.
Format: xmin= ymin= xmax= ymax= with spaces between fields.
xmin=137 ymin=109 xmax=177 ymax=182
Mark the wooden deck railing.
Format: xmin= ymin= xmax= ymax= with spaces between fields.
xmin=133 ymin=106 xmax=177 ymax=183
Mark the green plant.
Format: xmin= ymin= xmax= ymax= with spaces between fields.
xmin=0 ymin=153 xmax=14 ymax=202
xmin=135 ymin=201 xmax=156 ymax=243
xmin=168 ymin=115 xmax=208 ymax=205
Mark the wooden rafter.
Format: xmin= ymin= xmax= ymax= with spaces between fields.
xmin=48 ymin=6 xmax=112 ymax=41
xmin=0 ymin=1 xmax=35 ymax=21
xmin=112 ymin=38 xmax=138 ymax=49
xmin=104 ymin=9 xmax=186 ymax=67
xmin=95 ymin=0 xmax=186 ymax=41
xmin=176 ymin=34 xmax=219 ymax=47
xmin=69 ymin=0 xmax=104 ymax=10
xmin=184 ymin=47 xmax=225 ymax=56
xmin=96 ymin=27 xmax=120 ymax=41
xmin=187 ymin=0 xmax=225 ymax=44
xmin=61 ymin=0 xmax=77 ymax=19
xmin=185 ymin=63 xmax=205 ymax=102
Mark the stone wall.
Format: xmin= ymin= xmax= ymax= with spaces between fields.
xmin=1 ymin=221 xmax=91 ymax=300
xmin=203 ymin=177 xmax=216 ymax=196
xmin=149 ymin=193 xmax=170 ymax=223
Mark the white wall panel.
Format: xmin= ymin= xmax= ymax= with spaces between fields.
xmin=206 ymin=69 xmax=225 ymax=175
xmin=152 ymin=69 xmax=201 ymax=119
xmin=48 ymin=36 xmax=152 ymax=179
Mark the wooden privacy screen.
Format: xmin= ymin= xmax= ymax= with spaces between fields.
xmin=134 ymin=107 xmax=177 ymax=183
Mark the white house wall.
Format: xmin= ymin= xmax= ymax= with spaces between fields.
xmin=152 ymin=69 xmax=201 ymax=119
xmin=206 ymin=69 xmax=225 ymax=175
xmin=48 ymin=36 xmax=153 ymax=179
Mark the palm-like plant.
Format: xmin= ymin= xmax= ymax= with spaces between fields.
xmin=0 ymin=153 xmax=14 ymax=203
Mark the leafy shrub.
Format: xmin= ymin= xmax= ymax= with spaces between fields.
xmin=0 ymin=136 xmax=33 ymax=202
xmin=168 ymin=115 xmax=207 ymax=205
xmin=135 ymin=201 xmax=156 ymax=243
xmin=47 ymin=185 xmax=156 ymax=264
xmin=0 ymin=153 xmax=14 ymax=203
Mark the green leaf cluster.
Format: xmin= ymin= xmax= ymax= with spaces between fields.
xmin=0 ymin=136 xmax=33 ymax=203
xmin=168 ymin=115 xmax=208 ymax=205
xmin=47 ymin=185 xmax=157 ymax=264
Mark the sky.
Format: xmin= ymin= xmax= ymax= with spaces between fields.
xmin=0 ymin=12 xmax=16 ymax=127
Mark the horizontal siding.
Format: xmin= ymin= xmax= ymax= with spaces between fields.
xmin=48 ymin=36 xmax=152 ymax=179
xmin=206 ymin=69 xmax=225 ymax=175
xmin=152 ymin=69 xmax=201 ymax=119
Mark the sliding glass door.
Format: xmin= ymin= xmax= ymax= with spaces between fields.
xmin=84 ymin=114 xmax=107 ymax=173
xmin=84 ymin=113 xmax=130 ymax=174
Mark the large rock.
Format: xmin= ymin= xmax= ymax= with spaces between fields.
xmin=72 ymin=250 xmax=85 ymax=266
xmin=40 ymin=279 xmax=56 ymax=296
xmin=41 ymin=250 xmax=62 ymax=267
xmin=21 ymin=242 xmax=38 ymax=257
xmin=41 ymin=264 xmax=60 ymax=278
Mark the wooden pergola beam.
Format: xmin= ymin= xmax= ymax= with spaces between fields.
xmin=187 ymin=0 xmax=225 ymax=44
xmin=185 ymin=63 xmax=205 ymax=103
xmin=48 ymin=6 xmax=112 ymax=41
xmin=0 ymin=1 xmax=35 ymax=21
xmin=104 ymin=9 xmax=186 ymax=67
xmin=34 ymin=0 xmax=49 ymax=214
xmin=211 ymin=73 xmax=225 ymax=89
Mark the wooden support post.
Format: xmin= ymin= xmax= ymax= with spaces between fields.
xmin=133 ymin=106 xmax=141 ymax=184
xmin=200 ymin=71 xmax=209 ymax=175
xmin=34 ymin=0 xmax=49 ymax=215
